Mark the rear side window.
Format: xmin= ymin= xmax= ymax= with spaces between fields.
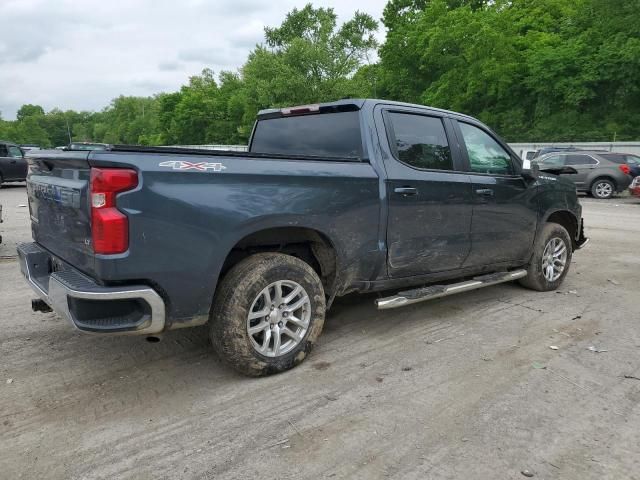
xmin=541 ymin=154 xmax=564 ymax=166
xmin=565 ymin=154 xmax=597 ymax=166
xmin=459 ymin=122 xmax=513 ymax=175
xmin=250 ymin=111 xmax=362 ymax=158
xmin=386 ymin=112 xmax=453 ymax=170
xmin=599 ymin=154 xmax=623 ymax=164
xmin=0 ymin=145 xmax=7 ymax=157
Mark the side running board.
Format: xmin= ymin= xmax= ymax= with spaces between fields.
xmin=376 ymin=270 xmax=528 ymax=310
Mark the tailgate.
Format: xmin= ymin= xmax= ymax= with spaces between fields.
xmin=26 ymin=150 xmax=94 ymax=273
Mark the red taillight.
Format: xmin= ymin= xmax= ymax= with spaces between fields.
xmin=281 ymin=104 xmax=320 ymax=116
xmin=90 ymin=168 xmax=138 ymax=254
xmin=619 ymin=164 xmax=631 ymax=175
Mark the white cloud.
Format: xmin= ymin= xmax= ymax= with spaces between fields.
xmin=0 ymin=0 xmax=387 ymax=119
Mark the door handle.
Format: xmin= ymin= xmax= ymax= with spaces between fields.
xmin=475 ymin=188 xmax=494 ymax=197
xmin=394 ymin=187 xmax=418 ymax=196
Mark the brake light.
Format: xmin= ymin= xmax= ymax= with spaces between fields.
xmin=90 ymin=168 xmax=138 ymax=254
xmin=281 ymin=104 xmax=320 ymax=116
xmin=619 ymin=164 xmax=631 ymax=175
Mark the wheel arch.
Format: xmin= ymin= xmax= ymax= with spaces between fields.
xmin=218 ymin=225 xmax=340 ymax=297
xmin=589 ymin=175 xmax=617 ymax=191
xmin=544 ymin=209 xmax=579 ymax=250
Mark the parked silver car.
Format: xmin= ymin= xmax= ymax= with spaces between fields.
xmin=536 ymin=151 xmax=632 ymax=199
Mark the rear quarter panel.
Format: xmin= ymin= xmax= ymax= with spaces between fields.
xmin=585 ymin=164 xmax=631 ymax=191
xmin=88 ymin=151 xmax=381 ymax=327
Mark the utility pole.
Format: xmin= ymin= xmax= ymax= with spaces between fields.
xmin=65 ymin=117 xmax=72 ymax=144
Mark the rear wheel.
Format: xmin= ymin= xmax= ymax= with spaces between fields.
xmin=591 ymin=178 xmax=615 ymax=199
xmin=210 ymin=253 xmax=325 ymax=376
xmin=519 ymin=223 xmax=572 ymax=292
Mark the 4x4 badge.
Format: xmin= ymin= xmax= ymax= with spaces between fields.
xmin=159 ymin=160 xmax=226 ymax=172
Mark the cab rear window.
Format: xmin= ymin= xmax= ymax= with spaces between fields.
xmin=250 ymin=111 xmax=362 ymax=159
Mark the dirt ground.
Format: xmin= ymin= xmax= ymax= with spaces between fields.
xmin=1 ymin=183 xmax=639 ymax=480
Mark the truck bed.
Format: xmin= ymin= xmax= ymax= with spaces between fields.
xmin=25 ymin=147 xmax=381 ymax=328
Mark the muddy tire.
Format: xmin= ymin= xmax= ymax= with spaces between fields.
xmin=519 ymin=223 xmax=572 ymax=292
xmin=210 ymin=253 xmax=325 ymax=376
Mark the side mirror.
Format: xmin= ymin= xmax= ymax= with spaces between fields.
xmin=521 ymin=160 xmax=539 ymax=180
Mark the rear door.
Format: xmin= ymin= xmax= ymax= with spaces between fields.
xmin=378 ymin=107 xmax=473 ymax=277
xmin=453 ymin=120 xmax=537 ymax=266
xmin=563 ymin=153 xmax=598 ymax=188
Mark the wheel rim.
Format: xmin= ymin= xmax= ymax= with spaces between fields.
xmin=541 ymin=237 xmax=568 ymax=282
xmin=246 ymin=280 xmax=311 ymax=358
xmin=595 ymin=182 xmax=612 ymax=198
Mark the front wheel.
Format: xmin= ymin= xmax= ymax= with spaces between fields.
xmin=210 ymin=253 xmax=326 ymax=376
xmin=519 ymin=223 xmax=572 ymax=292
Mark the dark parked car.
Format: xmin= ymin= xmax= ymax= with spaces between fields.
xmin=18 ymin=99 xmax=588 ymax=376
xmin=0 ymin=141 xmax=28 ymax=186
xmin=536 ymin=150 xmax=633 ymax=199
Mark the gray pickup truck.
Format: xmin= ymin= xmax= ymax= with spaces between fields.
xmin=18 ymin=99 xmax=587 ymax=376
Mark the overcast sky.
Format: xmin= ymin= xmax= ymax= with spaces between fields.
xmin=0 ymin=0 xmax=388 ymax=119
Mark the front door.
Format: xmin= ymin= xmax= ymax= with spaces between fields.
xmin=5 ymin=145 xmax=26 ymax=180
xmin=454 ymin=120 xmax=538 ymax=267
xmin=380 ymin=109 xmax=473 ymax=278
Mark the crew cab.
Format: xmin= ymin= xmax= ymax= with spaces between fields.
xmin=18 ymin=99 xmax=588 ymax=376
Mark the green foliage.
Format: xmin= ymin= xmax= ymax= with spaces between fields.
xmin=379 ymin=0 xmax=640 ymax=141
xmin=1 ymin=1 xmax=638 ymax=146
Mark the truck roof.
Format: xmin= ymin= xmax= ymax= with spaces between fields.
xmin=257 ymin=98 xmax=477 ymax=122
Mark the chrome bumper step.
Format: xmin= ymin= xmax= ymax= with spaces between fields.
xmin=376 ymin=269 xmax=528 ymax=310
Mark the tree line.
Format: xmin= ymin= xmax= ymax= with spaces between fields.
xmin=1 ymin=0 xmax=638 ymax=148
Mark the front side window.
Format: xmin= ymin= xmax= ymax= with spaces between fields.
xmin=387 ymin=112 xmax=452 ymax=170
xmin=565 ymin=154 xmax=596 ymax=166
xmin=7 ymin=146 xmax=23 ymax=158
xmin=459 ymin=122 xmax=513 ymax=175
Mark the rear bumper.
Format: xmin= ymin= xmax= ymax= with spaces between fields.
xmin=17 ymin=242 xmax=165 ymax=335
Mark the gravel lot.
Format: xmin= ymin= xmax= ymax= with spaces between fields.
xmin=1 ymin=183 xmax=639 ymax=480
